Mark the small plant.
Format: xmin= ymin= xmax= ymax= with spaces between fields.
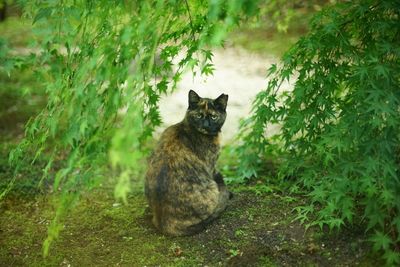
xmin=228 ymin=248 xmax=242 ymax=258
xmin=170 ymin=243 xmax=183 ymax=257
xmin=234 ymin=229 xmax=246 ymax=238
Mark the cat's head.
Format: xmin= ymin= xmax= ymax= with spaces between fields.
xmin=185 ymin=90 xmax=228 ymax=136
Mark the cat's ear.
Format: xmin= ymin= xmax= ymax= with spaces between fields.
xmin=188 ymin=90 xmax=200 ymax=109
xmin=214 ymin=93 xmax=228 ymax=111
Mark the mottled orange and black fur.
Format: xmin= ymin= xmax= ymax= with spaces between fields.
xmin=145 ymin=90 xmax=231 ymax=236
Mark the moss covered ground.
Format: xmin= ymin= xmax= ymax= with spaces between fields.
xmin=0 ymin=177 xmax=381 ymax=266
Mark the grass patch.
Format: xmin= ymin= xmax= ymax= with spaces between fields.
xmin=228 ymin=10 xmax=311 ymax=58
xmin=0 ymin=16 xmax=33 ymax=47
xmin=229 ymin=27 xmax=306 ymax=57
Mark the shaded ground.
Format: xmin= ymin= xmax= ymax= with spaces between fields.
xmin=0 ymin=183 xmax=380 ymax=267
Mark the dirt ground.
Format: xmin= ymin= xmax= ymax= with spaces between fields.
xmin=0 ymin=183 xmax=379 ymax=267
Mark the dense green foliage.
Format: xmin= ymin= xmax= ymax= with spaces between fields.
xmin=2 ymin=0 xmax=263 ymax=256
xmin=238 ymin=0 xmax=400 ymax=265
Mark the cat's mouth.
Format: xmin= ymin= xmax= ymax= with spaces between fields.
xmin=196 ymin=127 xmax=219 ymax=136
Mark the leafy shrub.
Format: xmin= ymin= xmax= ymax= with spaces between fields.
xmin=238 ymin=0 xmax=400 ymax=264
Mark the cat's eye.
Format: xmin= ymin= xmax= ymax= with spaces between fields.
xmin=195 ymin=114 xmax=203 ymax=119
xmin=211 ymin=114 xmax=218 ymax=121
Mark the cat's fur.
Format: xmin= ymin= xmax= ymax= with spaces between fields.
xmin=145 ymin=90 xmax=230 ymax=236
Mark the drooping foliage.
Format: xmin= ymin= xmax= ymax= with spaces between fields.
xmin=3 ymin=0 xmax=261 ymax=255
xmin=238 ymin=0 xmax=400 ymax=264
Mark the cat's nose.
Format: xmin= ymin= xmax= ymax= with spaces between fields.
xmin=203 ymin=120 xmax=210 ymax=127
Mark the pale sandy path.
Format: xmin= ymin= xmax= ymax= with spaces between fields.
xmin=158 ymin=48 xmax=282 ymax=144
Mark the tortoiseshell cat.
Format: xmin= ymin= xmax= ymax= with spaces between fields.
xmin=145 ymin=90 xmax=231 ymax=236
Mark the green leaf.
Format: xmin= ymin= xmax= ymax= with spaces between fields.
xmin=370 ymin=231 xmax=392 ymax=251
xmin=114 ymin=171 xmax=131 ymax=204
xmin=33 ymin=8 xmax=52 ymax=24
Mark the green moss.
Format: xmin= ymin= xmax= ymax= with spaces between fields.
xmin=0 ymin=181 xmax=384 ymax=266
xmin=258 ymin=255 xmax=278 ymax=267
